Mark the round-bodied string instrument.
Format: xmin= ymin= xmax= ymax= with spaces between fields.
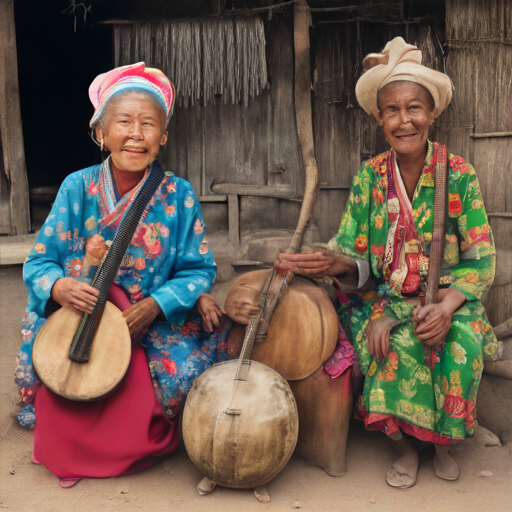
xmin=182 ymin=270 xmax=338 ymax=488
xmin=183 ymin=359 xmax=298 ymax=488
xmin=32 ymin=163 xmax=165 ymax=402
xmin=185 ymin=3 xmax=323 ymax=488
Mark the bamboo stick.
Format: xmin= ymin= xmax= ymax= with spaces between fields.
xmin=288 ymin=0 xmax=319 ymax=255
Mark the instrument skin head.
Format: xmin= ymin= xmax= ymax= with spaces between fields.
xmin=226 ymin=269 xmax=339 ymax=381
xmin=32 ymin=301 xmax=131 ymax=402
xmin=183 ymin=360 xmax=298 ymax=488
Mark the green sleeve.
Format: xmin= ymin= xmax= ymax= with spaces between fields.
xmin=450 ymin=165 xmax=496 ymax=301
xmin=327 ymin=164 xmax=374 ymax=261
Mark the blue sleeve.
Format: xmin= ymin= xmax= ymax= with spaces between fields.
xmin=23 ymin=174 xmax=84 ymax=317
xmin=150 ymin=181 xmax=217 ymax=324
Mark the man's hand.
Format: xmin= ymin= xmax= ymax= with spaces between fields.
xmin=51 ymin=277 xmax=99 ymax=314
xmin=122 ymin=297 xmax=161 ymax=337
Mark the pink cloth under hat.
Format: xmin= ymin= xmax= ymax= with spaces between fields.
xmin=355 ymin=37 xmax=453 ymax=120
xmin=89 ymin=62 xmax=175 ymax=127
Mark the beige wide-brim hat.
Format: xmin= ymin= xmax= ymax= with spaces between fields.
xmin=355 ymin=37 xmax=453 ymax=120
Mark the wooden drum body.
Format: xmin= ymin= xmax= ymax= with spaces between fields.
xmin=32 ymin=301 xmax=131 ymax=401
xmin=225 ymin=269 xmax=353 ymax=477
xmin=183 ymin=360 xmax=299 ymax=488
xmin=226 ymin=269 xmax=339 ymax=381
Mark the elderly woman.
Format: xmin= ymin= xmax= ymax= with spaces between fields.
xmin=273 ymin=38 xmax=498 ymax=488
xmin=15 ymin=63 xmax=226 ymax=487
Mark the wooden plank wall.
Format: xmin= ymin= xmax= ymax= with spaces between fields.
xmin=440 ymin=0 xmax=512 ymax=325
xmin=145 ymin=17 xmax=305 ymax=239
xmin=118 ymin=17 xmax=303 ymax=197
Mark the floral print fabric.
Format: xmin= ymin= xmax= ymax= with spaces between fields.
xmin=15 ymin=160 xmax=227 ymax=426
xmin=329 ymin=141 xmax=497 ymax=444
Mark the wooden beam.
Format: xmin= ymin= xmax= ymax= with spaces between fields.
xmin=197 ymin=194 xmax=228 ymax=202
xmin=471 ymin=131 xmax=512 ymax=139
xmin=211 ymin=183 xmax=294 ymax=198
xmin=488 ymin=212 xmax=512 ymax=218
xmin=0 ymin=0 xmax=30 ymax=236
xmin=228 ymin=194 xmax=239 ymax=248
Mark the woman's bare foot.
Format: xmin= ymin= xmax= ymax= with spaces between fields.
xmin=434 ymin=445 xmax=459 ymax=481
xmin=386 ymin=430 xmax=419 ymax=489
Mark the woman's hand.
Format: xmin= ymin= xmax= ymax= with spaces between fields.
xmin=51 ymin=277 xmax=99 ymax=314
xmin=367 ymin=315 xmax=399 ymax=361
xmin=224 ymin=284 xmax=264 ymax=325
xmin=413 ymin=303 xmax=452 ymax=347
xmin=413 ymin=288 xmax=466 ymax=346
xmin=122 ymin=297 xmax=161 ymax=337
xmin=197 ymin=293 xmax=225 ymax=333
xmin=274 ymin=250 xmax=356 ymax=278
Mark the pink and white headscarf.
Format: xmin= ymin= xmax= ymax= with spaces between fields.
xmin=89 ymin=62 xmax=175 ymax=127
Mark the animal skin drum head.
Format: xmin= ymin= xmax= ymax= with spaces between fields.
xmin=183 ymin=359 xmax=299 ymax=489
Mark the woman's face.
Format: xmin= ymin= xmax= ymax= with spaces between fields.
xmin=379 ymin=81 xmax=435 ymax=159
xmin=96 ymin=95 xmax=168 ymax=172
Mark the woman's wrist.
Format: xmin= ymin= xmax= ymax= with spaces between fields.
xmin=50 ymin=278 xmax=64 ymax=303
xmin=438 ymin=288 xmax=466 ymax=316
xmin=332 ymin=253 xmax=358 ymax=276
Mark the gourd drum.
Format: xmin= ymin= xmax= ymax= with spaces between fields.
xmin=32 ymin=302 xmax=131 ymax=401
xmin=226 ymin=269 xmax=339 ymax=381
xmin=183 ymin=360 xmax=298 ymax=488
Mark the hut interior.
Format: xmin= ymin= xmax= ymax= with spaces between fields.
xmin=2 ymin=0 xmax=512 ymax=436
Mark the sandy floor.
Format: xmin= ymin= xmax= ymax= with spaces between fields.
xmin=1 ymin=264 xmax=511 ymax=512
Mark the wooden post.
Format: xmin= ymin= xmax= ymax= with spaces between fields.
xmin=0 ymin=0 xmax=30 ymax=236
xmin=228 ymin=194 xmax=240 ymax=248
xmin=289 ymin=0 xmax=319 ymax=254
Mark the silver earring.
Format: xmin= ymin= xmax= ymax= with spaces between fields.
xmin=100 ymin=139 xmax=104 ymax=151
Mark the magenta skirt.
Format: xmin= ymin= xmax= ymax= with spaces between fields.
xmin=33 ymin=286 xmax=179 ymax=480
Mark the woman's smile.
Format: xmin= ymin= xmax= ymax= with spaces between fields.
xmin=121 ymin=145 xmax=149 ymax=155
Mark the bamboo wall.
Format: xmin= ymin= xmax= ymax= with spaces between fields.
xmin=114 ymin=1 xmax=511 ymax=324
xmin=435 ymin=0 xmax=512 ymax=326
xmin=115 ymin=15 xmax=446 ymax=243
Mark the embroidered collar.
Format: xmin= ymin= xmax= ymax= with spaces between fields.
xmin=98 ymin=157 xmax=150 ymax=232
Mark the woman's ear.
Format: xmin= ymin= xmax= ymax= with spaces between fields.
xmin=160 ymin=131 xmax=168 ymax=146
xmin=95 ymin=126 xmax=104 ymax=144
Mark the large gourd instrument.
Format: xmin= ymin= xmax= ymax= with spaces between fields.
xmin=32 ymin=163 xmax=165 ymax=402
xmin=182 ymin=2 xmax=335 ymax=489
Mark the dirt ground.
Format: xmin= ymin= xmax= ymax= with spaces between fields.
xmin=1 ymin=264 xmax=511 ymax=512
